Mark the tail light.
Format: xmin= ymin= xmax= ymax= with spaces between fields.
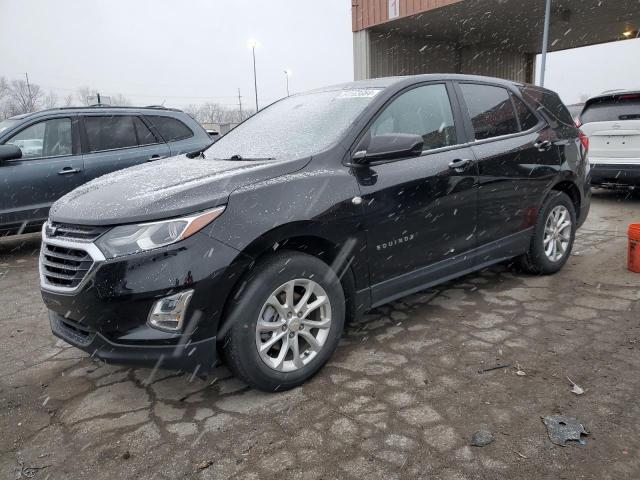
xmin=578 ymin=129 xmax=589 ymax=154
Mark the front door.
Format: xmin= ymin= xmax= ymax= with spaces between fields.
xmin=353 ymin=82 xmax=478 ymax=305
xmin=0 ymin=116 xmax=84 ymax=233
xmin=81 ymin=115 xmax=170 ymax=181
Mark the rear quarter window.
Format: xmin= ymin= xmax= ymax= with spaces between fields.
xmin=146 ymin=115 xmax=193 ymax=142
xmin=519 ymin=86 xmax=574 ymax=126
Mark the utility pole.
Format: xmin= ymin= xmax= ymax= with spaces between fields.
xmin=24 ymin=73 xmax=33 ymax=110
xmin=237 ymin=88 xmax=243 ymax=121
xmin=284 ymin=71 xmax=290 ymax=97
xmin=539 ymin=0 xmax=552 ymax=87
xmin=252 ymin=45 xmax=259 ymax=111
xmin=97 ymin=92 xmax=102 ymax=104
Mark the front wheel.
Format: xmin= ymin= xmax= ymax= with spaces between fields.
xmin=222 ymin=251 xmax=345 ymax=391
xmin=518 ymin=191 xmax=577 ymax=275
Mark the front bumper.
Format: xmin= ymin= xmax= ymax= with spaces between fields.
xmin=50 ymin=311 xmax=217 ymax=370
xmin=40 ymin=229 xmax=248 ymax=373
xmin=590 ymin=162 xmax=640 ymax=187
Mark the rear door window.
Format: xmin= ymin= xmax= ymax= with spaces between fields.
xmin=6 ymin=118 xmax=72 ymax=159
xmin=132 ymin=117 xmax=158 ymax=146
xmin=581 ymin=95 xmax=640 ymax=123
xmin=511 ymin=94 xmax=539 ymax=131
xmin=84 ymin=116 xmax=139 ymax=152
xmin=146 ymin=115 xmax=193 ymax=142
xmin=459 ymin=84 xmax=519 ymax=140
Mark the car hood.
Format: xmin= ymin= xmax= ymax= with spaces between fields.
xmin=49 ymin=155 xmax=310 ymax=225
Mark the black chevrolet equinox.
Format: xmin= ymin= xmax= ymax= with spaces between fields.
xmin=40 ymin=75 xmax=591 ymax=391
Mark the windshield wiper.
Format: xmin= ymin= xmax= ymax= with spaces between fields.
xmin=227 ymin=154 xmax=275 ymax=161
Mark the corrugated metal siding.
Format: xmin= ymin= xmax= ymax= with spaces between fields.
xmin=460 ymin=46 xmax=531 ymax=82
xmin=353 ymin=30 xmax=371 ymax=80
xmin=352 ymin=0 xmax=464 ymax=32
xmin=363 ymin=30 xmax=534 ymax=82
xmin=369 ymin=32 xmax=459 ymax=78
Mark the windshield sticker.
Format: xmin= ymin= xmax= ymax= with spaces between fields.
xmin=337 ymin=89 xmax=381 ymax=99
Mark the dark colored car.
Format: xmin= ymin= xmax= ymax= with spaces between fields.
xmin=0 ymin=106 xmax=211 ymax=237
xmin=39 ymin=74 xmax=590 ymax=391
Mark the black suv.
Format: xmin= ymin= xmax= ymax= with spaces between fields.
xmin=39 ymin=75 xmax=591 ymax=391
xmin=0 ymin=106 xmax=211 ymax=237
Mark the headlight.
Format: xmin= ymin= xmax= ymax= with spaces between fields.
xmin=95 ymin=206 xmax=225 ymax=258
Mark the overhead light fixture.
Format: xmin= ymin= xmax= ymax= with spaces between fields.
xmin=622 ymin=28 xmax=637 ymax=38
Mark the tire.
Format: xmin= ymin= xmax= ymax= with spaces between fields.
xmin=222 ymin=250 xmax=345 ymax=392
xmin=518 ymin=191 xmax=577 ymax=275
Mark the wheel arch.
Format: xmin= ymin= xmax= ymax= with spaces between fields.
xmin=549 ymin=179 xmax=581 ymax=216
xmin=215 ymin=222 xmax=363 ymax=341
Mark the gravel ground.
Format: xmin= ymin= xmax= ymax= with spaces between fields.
xmin=0 ymin=189 xmax=639 ymax=480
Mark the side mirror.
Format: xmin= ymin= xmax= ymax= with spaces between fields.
xmin=353 ymin=133 xmax=424 ymax=164
xmin=0 ymin=144 xmax=22 ymax=162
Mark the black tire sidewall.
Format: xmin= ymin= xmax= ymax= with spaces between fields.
xmin=529 ymin=192 xmax=577 ymax=274
xmin=223 ymin=251 xmax=345 ymax=391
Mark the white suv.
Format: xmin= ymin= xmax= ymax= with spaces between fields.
xmin=579 ymin=90 xmax=640 ymax=187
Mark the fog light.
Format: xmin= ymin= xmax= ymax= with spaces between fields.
xmin=148 ymin=290 xmax=194 ymax=332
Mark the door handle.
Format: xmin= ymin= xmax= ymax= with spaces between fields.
xmin=58 ymin=167 xmax=81 ymax=175
xmin=147 ymin=154 xmax=166 ymax=162
xmin=448 ymin=158 xmax=473 ymax=172
xmin=534 ymin=140 xmax=553 ymax=151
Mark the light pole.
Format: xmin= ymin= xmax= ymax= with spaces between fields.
xmin=284 ymin=69 xmax=292 ymax=96
xmin=248 ymin=39 xmax=260 ymax=111
xmin=539 ymin=0 xmax=552 ymax=87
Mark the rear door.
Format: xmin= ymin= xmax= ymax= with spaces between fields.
xmin=0 ymin=116 xmax=84 ymax=233
xmin=456 ymin=82 xmax=560 ymax=256
xmin=80 ymin=114 xmax=170 ymax=181
xmin=354 ymin=82 xmax=478 ymax=304
xmin=580 ymin=93 xmax=640 ymax=165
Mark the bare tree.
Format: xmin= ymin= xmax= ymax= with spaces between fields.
xmin=110 ymin=93 xmax=131 ymax=106
xmin=61 ymin=93 xmax=75 ymax=107
xmin=7 ymin=79 xmax=43 ymax=114
xmin=42 ymin=90 xmax=59 ymax=109
xmin=0 ymin=77 xmax=8 ymax=101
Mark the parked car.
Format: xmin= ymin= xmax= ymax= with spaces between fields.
xmin=205 ymin=129 xmax=221 ymax=142
xmin=0 ymin=106 xmax=212 ymax=236
xmin=578 ymin=90 xmax=640 ymax=187
xmin=39 ymin=75 xmax=590 ymax=391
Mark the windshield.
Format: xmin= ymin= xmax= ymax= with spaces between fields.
xmin=0 ymin=119 xmax=19 ymax=137
xmin=204 ymin=88 xmax=382 ymax=160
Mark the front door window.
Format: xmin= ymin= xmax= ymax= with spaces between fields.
xmin=6 ymin=118 xmax=72 ymax=159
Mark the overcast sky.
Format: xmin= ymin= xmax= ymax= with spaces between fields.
xmin=1 ymin=0 xmax=638 ymax=109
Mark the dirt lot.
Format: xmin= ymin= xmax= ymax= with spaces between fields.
xmin=1 ymin=190 xmax=639 ymax=480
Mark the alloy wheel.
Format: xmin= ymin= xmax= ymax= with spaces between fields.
xmin=255 ymin=279 xmax=332 ymax=372
xmin=543 ymin=205 xmax=572 ymax=262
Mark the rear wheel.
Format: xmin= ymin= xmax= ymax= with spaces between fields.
xmin=222 ymin=251 xmax=345 ymax=391
xmin=519 ymin=191 xmax=576 ymax=275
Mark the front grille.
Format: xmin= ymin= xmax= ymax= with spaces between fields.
xmin=41 ymin=243 xmax=94 ymax=288
xmin=46 ymin=222 xmax=108 ymax=242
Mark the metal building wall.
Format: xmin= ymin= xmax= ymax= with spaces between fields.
xmin=354 ymin=29 xmax=535 ymax=83
xmin=368 ymin=32 xmax=459 ymax=78
xmin=459 ymin=46 xmax=534 ymax=83
xmin=352 ymin=0 xmax=464 ymax=32
xmin=353 ymin=30 xmax=371 ymax=80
